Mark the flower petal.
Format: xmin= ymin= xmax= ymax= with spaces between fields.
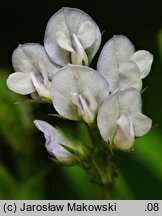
xmin=44 ymin=7 xmax=101 ymax=66
xmin=97 ymin=91 xmax=119 ymax=142
xmin=33 ymin=120 xmax=78 ymax=163
xmin=12 ymin=43 xmax=59 ymax=79
xmin=77 ymin=21 xmax=96 ymax=49
xmin=130 ymin=50 xmax=153 ymax=78
xmin=50 ymin=64 xmax=109 ymax=121
xmin=31 ymin=73 xmax=50 ymax=98
xmin=97 ymin=35 xmax=135 ymax=92
xmin=6 ymin=72 xmax=35 ymax=95
xmin=113 ymin=115 xmax=135 ymax=151
xmin=71 ymin=34 xmax=88 ymax=65
xmin=118 ymin=61 xmax=142 ymax=91
xmin=129 ymin=112 xmax=152 ymax=136
xmin=119 ymin=88 xmax=142 ymax=115
xmin=71 ymin=93 xmax=97 ymax=123
xmin=55 ymin=31 xmax=74 ymax=52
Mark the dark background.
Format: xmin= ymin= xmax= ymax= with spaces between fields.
xmin=0 ymin=0 xmax=162 ymax=199
xmin=1 ymin=0 xmax=162 ymax=66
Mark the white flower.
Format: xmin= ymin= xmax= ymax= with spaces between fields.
xmin=7 ymin=43 xmax=60 ymax=98
xmin=34 ymin=120 xmax=79 ymax=164
xmin=50 ymin=64 xmax=109 ymax=124
xmin=97 ymin=35 xmax=153 ymax=92
xmin=97 ymin=88 xmax=152 ymax=151
xmin=44 ymin=7 xmax=101 ymax=66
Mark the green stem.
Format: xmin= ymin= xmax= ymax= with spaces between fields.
xmin=101 ymin=184 xmax=111 ymax=200
xmin=82 ymin=122 xmax=117 ymax=199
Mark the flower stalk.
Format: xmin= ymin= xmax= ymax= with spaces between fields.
xmin=80 ymin=122 xmax=117 ymax=193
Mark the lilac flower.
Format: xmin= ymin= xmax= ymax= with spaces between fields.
xmin=50 ymin=64 xmax=109 ymax=124
xmin=34 ymin=120 xmax=80 ymax=164
xmin=97 ymin=35 xmax=153 ymax=92
xmin=7 ymin=43 xmax=59 ymax=98
xmin=97 ymin=88 xmax=152 ymax=151
xmin=44 ymin=7 xmax=101 ymax=66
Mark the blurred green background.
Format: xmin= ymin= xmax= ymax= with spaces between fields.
xmin=0 ymin=0 xmax=162 ymax=199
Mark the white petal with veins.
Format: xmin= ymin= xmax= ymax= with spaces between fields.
xmin=44 ymin=7 xmax=101 ymax=66
xmin=50 ymin=64 xmax=109 ymax=122
xmin=129 ymin=112 xmax=152 ymax=136
xmin=97 ymin=35 xmax=153 ymax=92
xmin=130 ymin=50 xmax=153 ymax=78
xmin=119 ymin=88 xmax=142 ymax=115
xmin=9 ymin=43 xmax=59 ymax=97
xmin=7 ymin=72 xmax=35 ymax=95
xmin=118 ymin=61 xmax=142 ymax=91
xmin=97 ymin=88 xmax=151 ymax=150
xmin=97 ymin=35 xmax=135 ymax=92
xmin=77 ymin=21 xmax=96 ymax=49
xmin=12 ymin=43 xmax=59 ymax=77
xmin=97 ymin=91 xmax=119 ymax=142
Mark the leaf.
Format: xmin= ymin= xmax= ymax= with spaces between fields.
xmin=61 ymin=166 xmax=101 ymax=199
xmin=132 ymin=128 xmax=162 ymax=182
xmin=115 ymin=128 xmax=162 ymax=199
xmin=17 ymin=167 xmax=49 ymax=199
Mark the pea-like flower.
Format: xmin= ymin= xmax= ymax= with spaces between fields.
xmin=44 ymin=7 xmax=101 ymax=66
xmin=7 ymin=43 xmax=59 ymax=98
xmin=97 ymin=88 xmax=152 ymax=151
xmin=97 ymin=35 xmax=153 ymax=92
xmin=34 ymin=120 xmax=80 ymax=164
xmin=50 ymin=64 xmax=109 ymax=124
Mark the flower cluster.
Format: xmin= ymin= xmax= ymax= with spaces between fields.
xmin=7 ymin=8 xmax=153 ymax=171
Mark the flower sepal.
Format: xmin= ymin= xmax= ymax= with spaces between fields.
xmin=14 ymin=96 xmax=52 ymax=105
xmin=49 ymin=156 xmax=77 ymax=166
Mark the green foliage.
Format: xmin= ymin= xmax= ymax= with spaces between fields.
xmin=134 ymin=129 xmax=162 ymax=182
xmin=0 ymin=164 xmax=18 ymax=199
xmin=115 ymin=129 xmax=162 ymax=199
xmin=0 ymin=71 xmax=33 ymax=153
